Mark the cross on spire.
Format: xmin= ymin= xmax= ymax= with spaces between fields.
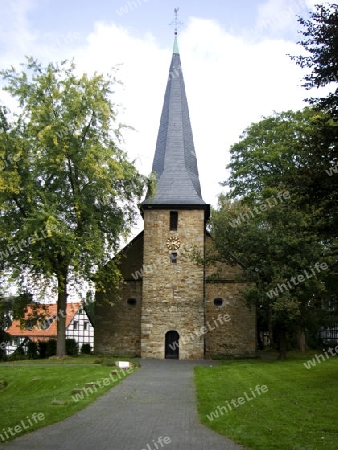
xmin=170 ymin=7 xmax=183 ymax=36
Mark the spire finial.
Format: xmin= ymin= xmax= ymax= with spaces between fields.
xmin=170 ymin=7 xmax=183 ymax=36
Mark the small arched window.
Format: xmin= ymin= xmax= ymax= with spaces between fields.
xmin=213 ymin=297 xmax=223 ymax=307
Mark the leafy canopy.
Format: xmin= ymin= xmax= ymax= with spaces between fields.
xmin=0 ymin=58 xmax=151 ymax=355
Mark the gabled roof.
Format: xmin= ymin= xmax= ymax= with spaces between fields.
xmin=6 ymin=302 xmax=82 ymax=341
xmin=142 ymin=37 xmax=207 ymax=208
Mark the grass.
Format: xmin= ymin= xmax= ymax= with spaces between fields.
xmin=3 ymin=354 xmax=138 ymax=365
xmin=195 ymin=351 xmax=338 ymax=450
xmin=3 ymin=354 xmax=99 ymax=364
xmin=0 ymin=356 xmax=137 ymax=443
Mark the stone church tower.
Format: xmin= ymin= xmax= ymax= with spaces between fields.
xmin=95 ymin=34 xmax=256 ymax=359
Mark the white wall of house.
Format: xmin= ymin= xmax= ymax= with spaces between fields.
xmin=6 ymin=337 xmax=26 ymax=356
xmin=66 ymin=306 xmax=94 ymax=351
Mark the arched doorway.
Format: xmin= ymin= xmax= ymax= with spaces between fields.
xmin=165 ymin=330 xmax=179 ymax=359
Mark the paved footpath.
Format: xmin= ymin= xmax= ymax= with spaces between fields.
xmin=2 ymin=359 xmax=243 ymax=450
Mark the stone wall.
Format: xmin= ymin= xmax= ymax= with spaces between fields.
xmin=205 ymin=236 xmax=256 ymax=357
xmin=94 ymin=233 xmax=144 ymax=356
xmin=205 ymin=282 xmax=256 ymax=357
xmin=141 ymin=208 xmax=206 ymax=359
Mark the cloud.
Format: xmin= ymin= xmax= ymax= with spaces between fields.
xmin=253 ymin=0 xmax=310 ymax=36
xmin=251 ymin=0 xmax=333 ymax=39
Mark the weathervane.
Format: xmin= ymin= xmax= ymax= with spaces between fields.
xmin=170 ymin=7 xmax=183 ymax=36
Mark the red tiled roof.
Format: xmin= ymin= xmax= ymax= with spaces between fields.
xmin=6 ymin=302 xmax=82 ymax=341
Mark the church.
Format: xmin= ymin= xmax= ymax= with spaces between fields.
xmin=94 ymin=32 xmax=256 ymax=359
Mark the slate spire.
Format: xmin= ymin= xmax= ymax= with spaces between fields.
xmin=143 ymin=33 xmax=207 ymax=208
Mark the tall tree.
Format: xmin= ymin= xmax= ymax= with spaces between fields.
xmin=0 ymin=59 xmax=149 ymax=356
xmin=210 ymin=5 xmax=338 ymax=358
xmin=290 ymin=3 xmax=338 ymax=118
xmin=289 ymin=3 xmax=338 ymax=235
xmin=209 ymin=108 xmax=337 ymax=359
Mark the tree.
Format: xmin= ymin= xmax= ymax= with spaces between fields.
xmin=0 ymin=292 xmax=33 ymax=360
xmin=0 ymin=59 xmax=149 ymax=356
xmin=0 ymin=295 xmax=10 ymax=360
xmin=210 ymin=108 xmax=337 ymax=359
xmin=289 ymin=3 xmax=338 ymax=236
xmin=226 ymin=107 xmax=338 ymax=238
xmin=290 ymin=3 xmax=338 ymax=118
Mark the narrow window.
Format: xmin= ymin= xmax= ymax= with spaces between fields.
xmin=171 ymin=252 xmax=177 ymax=264
xmin=83 ymin=321 xmax=88 ymax=331
xmin=73 ymin=321 xmax=78 ymax=330
xmin=170 ymin=211 xmax=178 ymax=231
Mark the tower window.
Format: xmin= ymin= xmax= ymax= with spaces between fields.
xmin=171 ymin=252 xmax=177 ymax=264
xmin=170 ymin=211 xmax=178 ymax=231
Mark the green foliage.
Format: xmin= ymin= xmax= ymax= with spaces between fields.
xmin=290 ymin=3 xmax=338 ymax=118
xmin=210 ymin=108 xmax=337 ymax=358
xmin=0 ymin=329 xmax=9 ymax=361
xmin=0 ymin=293 xmax=33 ymax=337
xmin=46 ymin=339 xmax=57 ymax=357
xmin=7 ymin=346 xmax=26 ymax=361
xmin=80 ymin=343 xmax=91 ymax=354
xmin=225 ymin=108 xmax=337 ymax=217
xmin=0 ymin=58 xmax=150 ymax=356
xmin=37 ymin=340 xmax=48 ymax=359
xmin=32 ymin=339 xmax=58 ymax=359
xmin=65 ymin=339 xmax=79 ymax=356
xmin=26 ymin=340 xmax=39 ymax=359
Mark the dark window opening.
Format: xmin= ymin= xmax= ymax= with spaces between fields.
xmin=213 ymin=297 xmax=223 ymax=307
xmin=73 ymin=321 xmax=78 ymax=330
xmin=127 ymin=297 xmax=137 ymax=306
xmin=171 ymin=252 xmax=177 ymax=264
xmin=170 ymin=211 xmax=178 ymax=231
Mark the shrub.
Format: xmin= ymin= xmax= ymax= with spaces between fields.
xmin=65 ymin=339 xmax=79 ymax=356
xmin=27 ymin=341 xmax=39 ymax=359
xmin=81 ymin=343 xmax=91 ymax=354
xmin=38 ymin=340 xmax=48 ymax=359
xmin=8 ymin=346 xmax=26 ymax=361
xmin=47 ymin=339 xmax=57 ymax=357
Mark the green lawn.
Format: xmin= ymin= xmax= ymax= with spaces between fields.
xmin=2 ymin=354 xmax=134 ymax=365
xmin=195 ymin=353 xmax=338 ymax=450
xmin=0 ymin=357 xmax=136 ymax=443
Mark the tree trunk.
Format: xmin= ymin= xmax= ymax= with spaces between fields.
xmin=278 ymin=327 xmax=287 ymax=360
xmin=56 ymin=271 xmax=68 ymax=357
xmin=296 ymin=330 xmax=306 ymax=352
xmin=268 ymin=307 xmax=273 ymax=345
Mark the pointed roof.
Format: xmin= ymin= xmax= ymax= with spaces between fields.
xmin=142 ymin=36 xmax=208 ymax=209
